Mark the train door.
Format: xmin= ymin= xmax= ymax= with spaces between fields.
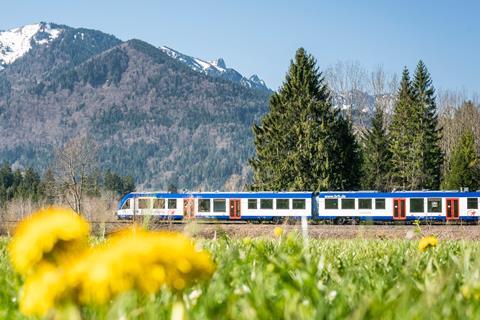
xmin=229 ymin=199 xmax=241 ymax=219
xmin=446 ymin=198 xmax=459 ymax=220
xmin=393 ymin=199 xmax=406 ymax=220
xmin=183 ymin=198 xmax=195 ymax=219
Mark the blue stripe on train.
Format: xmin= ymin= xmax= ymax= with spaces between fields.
xmin=118 ymin=214 xmax=480 ymax=221
xmin=117 ymin=214 xmax=311 ymax=220
xmin=316 ymin=215 xmax=480 ymax=221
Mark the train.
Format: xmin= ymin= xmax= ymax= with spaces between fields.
xmin=116 ymin=190 xmax=480 ymax=223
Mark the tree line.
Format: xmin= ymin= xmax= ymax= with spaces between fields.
xmin=0 ymin=138 xmax=135 ymax=213
xmin=250 ymin=48 xmax=480 ymax=191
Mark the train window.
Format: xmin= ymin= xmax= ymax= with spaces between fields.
xmin=260 ymin=199 xmax=273 ymax=209
xmin=292 ymin=199 xmax=306 ymax=209
xmin=375 ymin=199 xmax=386 ymax=210
xmin=213 ymin=199 xmax=226 ymax=212
xmin=138 ymin=198 xmax=151 ymax=209
xmin=198 ymin=199 xmax=211 ymax=212
xmin=325 ymin=199 xmax=338 ymax=209
xmin=121 ymin=199 xmax=130 ymax=209
xmin=168 ymin=199 xmax=177 ymax=209
xmin=153 ymin=198 xmax=165 ymax=209
xmin=467 ymin=198 xmax=478 ymax=209
xmin=341 ymin=199 xmax=355 ymax=209
xmin=359 ymin=199 xmax=372 ymax=209
xmin=248 ymin=199 xmax=258 ymax=209
xmin=410 ymin=198 xmax=424 ymax=213
xmin=276 ymin=199 xmax=289 ymax=209
xmin=428 ymin=198 xmax=442 ymax=213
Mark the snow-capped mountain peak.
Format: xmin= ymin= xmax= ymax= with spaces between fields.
xmin=160 ymin=46 xmax=270 ymax=92
xmin=160 ymin=46 xmax=227 ymax=74
xmin=249 ymin=74 xmax=266 ymax=87
xmin=209 ymin=58 xmax=226 ymax=70
xmin=0 ymin=22 xmax=62 ymax=67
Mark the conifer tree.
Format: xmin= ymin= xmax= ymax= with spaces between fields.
xmin=443 ymin=129 xmax=480 ymax=190
xmin=390 ymin=63 xmax=443 ymax=190
xmin=362 ymin=106 xmax=391 ymax=190
xmin=412 ymin=60 xmax=443 ymax=189
xmin=331 ymin=115 xmax=362 ymax=189
xmin=389 ymin=67 xmax=417 ymax=189
xmin=250 ymin=48 xmax=361 ymax=191
xmin=15 ymin=167 xmax=43 ymax=201
xmin=42 ymin=168 xmax=57 ymax=204
xmin=121 ymin=175 xmax=135 ymax=195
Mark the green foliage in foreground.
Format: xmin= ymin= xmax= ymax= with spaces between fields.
xmin=2 ymin=235 xmax=480 ymax=319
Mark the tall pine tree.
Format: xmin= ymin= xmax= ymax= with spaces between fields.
xmin=389 ymin=67 xmax=417 ymax=190
xmin=361 ymin=105 xmax=391 ymax=191
xmin=42 ymin=168 xmax=57 ymax=204
xmin=443 ymin=129 xmax=480 ymax=190
xmin=15 ymin=167 xmax=43 ymax=201
xmin=331 ymin=115 xmax=362 ymax=189
xmin=249 ymin=48 xmax=361 ymax=191
xmin=412 ymin=60 xmax=443 ymax=189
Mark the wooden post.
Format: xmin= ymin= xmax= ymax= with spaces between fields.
xmin=301 ymin=216 xmax=308 ymax=245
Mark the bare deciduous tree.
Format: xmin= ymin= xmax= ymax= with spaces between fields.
xmin=325 ymin=61 xmax=369 ymax=120
xmin=54 ymin=136 xmax=99 ymax=214
xmin=439 ymin=100 xmax=480 ymax=181
xmin=325 ymin=61 xmax=398 ymax=128
xmin=369 ymin=65 xmax=398 ymax=127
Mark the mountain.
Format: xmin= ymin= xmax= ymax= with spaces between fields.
xmin=0 ymin=23 xmax=270 ymax=190
xmin=0 ymin=23 xmax=61 ymax=68
xmin=160 ymin=46 xmax=270 ymax=92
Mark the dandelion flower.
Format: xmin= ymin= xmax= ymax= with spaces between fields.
xmin=19 ymin=263 xmax=67 ymax=317
xmin=461 ymin=284 xmax=480 ymax=300
xmin=242 ymin=237 xmax=252 ymax=245
xmin=461 ymin=285 xmax=471 ymax=299
xmin=274 ymin=227 xmax=283 ymax=238
xmin=68 ymin=228 xmax=215 ymax=305
xmin=418 ymin=235 xmax=438 ymax=252
xmin=9 ymin=207 xmax=90 ymax=276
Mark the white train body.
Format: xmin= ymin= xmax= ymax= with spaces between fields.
xmin=117 ymin=191 xmax=313 ymax=221
xmin=117 ymin=190 xmax=480 ymax=222
xmin=317 ymin=191 xmax=480 ymax=222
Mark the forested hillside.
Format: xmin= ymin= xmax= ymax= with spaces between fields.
xmin=0 ymin=24 xmax=270 ymax=190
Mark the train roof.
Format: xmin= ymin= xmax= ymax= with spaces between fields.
xmin=123 ymin=191 xmax=314 ymax=198
xmin=318 ymin=191 xmax=480 ymax=198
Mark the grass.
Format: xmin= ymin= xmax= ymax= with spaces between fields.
xmin=2 ymin=233 xmax=480 ymax=319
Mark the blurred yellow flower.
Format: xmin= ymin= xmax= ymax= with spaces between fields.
xmin=274 ymin=227 xmax=283 ymax=238
xmin=67 ymin=228 xmax=215 ymax=305
xmin=242 ymin=237 xmax=252 ymax=245
xmin=461 ymin=284 xmax=480 ymax=300
xmin=19 ymin=262 xmax=67 ymax=317
xmin=418 ymin=235 xmax=438 ymax=252
xmin=9 ymin=208 xmax=214 ymax=318
xmin=9 ymin=207 xmax=90 ymax=276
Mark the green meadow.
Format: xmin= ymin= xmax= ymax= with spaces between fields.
xmin=2 ymin=235 xmax=480 ymax=319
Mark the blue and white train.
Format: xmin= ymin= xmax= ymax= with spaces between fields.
xmin=116 ymin=190 xmax=480 ymax=223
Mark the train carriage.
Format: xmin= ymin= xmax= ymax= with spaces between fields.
xmin=317 ymin=191 xmax=480 ymax=223
xmin=117 ymin=191 xmax=314 ymax=221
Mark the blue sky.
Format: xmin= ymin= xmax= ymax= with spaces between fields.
xmin=1 ymin=0 xmax=478 ymax=92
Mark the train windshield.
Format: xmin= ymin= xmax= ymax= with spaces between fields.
xmin=121 ymin=199 xmax=130 ymax=210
